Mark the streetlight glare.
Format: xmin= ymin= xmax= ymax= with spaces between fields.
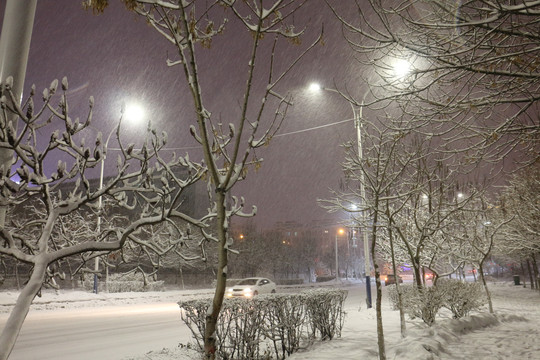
xmin=308 ymin=82 xmax=321 ymax=92
xmin=124 ymin=103 xmax=145 ymax=124
xmin=338 ymin=228 xmax=345 ymax=235
xmin=392 ymin=58 xmax=411 ymax=79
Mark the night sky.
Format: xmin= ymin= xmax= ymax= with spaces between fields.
xmin=2 ymin=1 xmax=364 ymax=230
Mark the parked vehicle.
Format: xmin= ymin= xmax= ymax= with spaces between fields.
xmin=225 ymin=277 xmax=277 ymax=298
xmin=384 ymin=274 xmax=403 ymax=286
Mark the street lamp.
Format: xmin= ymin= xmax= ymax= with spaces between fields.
xmin=309 ymin=84 xmax=373 ymax=307
xmin=309 ymin=61 xmax=411 ymax=308
xmin=351 ymin=97 xmax=374 ymax=309
xmin=92 ymin=125 xmax=118 ymax=294
xmin=335 ymin=228 xmax=345 ymax=281
xmin=93 ymin=102 xmax=145 ymax=293
xmin=124 ymin=102 xmax=145 ymax=124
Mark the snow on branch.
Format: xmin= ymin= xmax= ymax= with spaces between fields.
xmin=0 ymin=77 xmax=211 ymax=282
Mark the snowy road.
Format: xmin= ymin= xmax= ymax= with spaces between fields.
xmin=0 ymin=303 xmax=189 ymax=360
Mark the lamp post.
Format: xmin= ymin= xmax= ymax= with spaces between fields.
xmin=309 ymin=58 xmax=411 ymax=306
xmin=352 ymin=99 xmax=372 ymax=309
xmin=92 ymin=102 xmax=145 ymax=293
xmin=310 ymin=83 xmax=373 ymax=308
xmin=93 ymin=126 xmax=117 ymax=294
xmin=335 ymin=228 xmax=345 ymax=281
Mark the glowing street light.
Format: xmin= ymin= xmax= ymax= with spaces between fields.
xmin=124 ymin=102 xmax=145 ymax=124
xmin=335 ymin=228 xmax=345 ymax=281
xmin=308 ymin=82 xmax=322 ymax=92
xmin=392 ymin=58 xmax=412 ymax=79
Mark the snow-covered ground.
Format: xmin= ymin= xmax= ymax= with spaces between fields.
xmin=0 ymin=281 xmax=538 ymax=359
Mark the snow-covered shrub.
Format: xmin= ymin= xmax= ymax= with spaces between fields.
xmin=216 ymin=298 xmax=268 ymax=359
xmin=412 ymin=286 xmax=445 ymax=326
xmin=82 ymin=273 xmax=165 ymax=293
xmin=389 ymin=281 xmax=487 ymax=325
xmin=177 ymin=299 xmax=208 ymax=351
xmin=389 ymin=284 xmax=444 ymax=326
xmin=178 ymin=289 xmax=347 ymax=359
xmin=437 ymin=279 xmax=487 ymax=319
xmin=264 ymin=294 xmax=309 ymax=358
xmin=387 ymin=284 xmax=419 ymax=311
xmin=304 ymin=289 xmax=347 ymax=340
xmin=107 ymin=279 xmax=165 ymax=293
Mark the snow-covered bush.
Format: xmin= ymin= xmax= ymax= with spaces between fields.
xmin=438 ymin=279 xmax=487 ymax=319
xmin=216 ymin=298 xmax=268 ymax=359
xmin=178 ymin=289 xmax=347 ymax=359
xmin=388 ymin=284 xmax=444 ymax=326
xmin=387 ymin=284 xmax=417 ymax=311
xmin=304 ymin=289 xmax=347 ymax=340
xmin=410 ymin=286 xmax=445 ymax=326
xmin=389 ymin=281 xmax=487 ymax=325
xmin=82 ymin=273 xmax=165 ymax=293
xmin=264 ymin=294 xmax=309 ymax=358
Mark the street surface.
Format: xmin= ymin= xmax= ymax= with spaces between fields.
xmin=0 ymin=303 xmax=189 ymax=360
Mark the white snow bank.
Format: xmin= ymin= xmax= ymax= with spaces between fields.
xmin=388 ymin=312 xmax=529 ymax=360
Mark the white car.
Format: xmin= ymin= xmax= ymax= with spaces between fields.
xmin=225 ymin=277 xmax=277 ymax=298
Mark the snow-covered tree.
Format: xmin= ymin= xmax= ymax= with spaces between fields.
xmin=0 ymin=77 xmax=210 ymax=359
xmin=326 ymin=0 xmax=540 ymax=165
xmin=321 ymin=108 xmax=425 ymax=358
xmin=87 ymin=1 xmax=322 ymax=357
xmin=495 ymin=164 xmax=540 ymax=283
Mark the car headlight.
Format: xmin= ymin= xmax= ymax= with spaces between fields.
xmin=243 ymin=288 xmax=253 ymax=297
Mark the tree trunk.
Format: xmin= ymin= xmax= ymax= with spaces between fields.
xmin=0 ymin=261 xmax=47 ymax=360
xmin=370 ymin=216 xmax=386 ymax=360
xmin=526 ymin=259 xmax=534 ymax=290
xmin=478 ymin=263 xmax=493 ymax=314
xmin=203 ymin=191 xmax=228 ymax=359
xmin=531 ymin=253 xmax=539 ymax=291
xmin=412 ymin=257 xmax=423 ymax=290
xmin=15 ymin=263 xmax=20 ymax=290
xmin=387 ymin=216 xmax=405 ymax=336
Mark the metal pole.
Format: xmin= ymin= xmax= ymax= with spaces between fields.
xmin=335 ymin=234 xmax=339 ymax=281
xmin=0 ymin=0 xmax=38 ymax=228
xmin=354 ymin=101 xmax=372 ymax=309
xmin=93 ymin=158 xmax=105 ymax=294
xmin=93 ymin=128 xmax=115 ymax=293
xmin=0 ymin=0 xmax=36 ymax=100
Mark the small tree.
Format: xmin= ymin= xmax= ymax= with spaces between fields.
xmin=86 ymin=1 xmax=322 ymax=358
xmin=0 ymin=77 xmax=210 ymax=359
xmin=321 ymin=110 xmax=422 ymax=359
